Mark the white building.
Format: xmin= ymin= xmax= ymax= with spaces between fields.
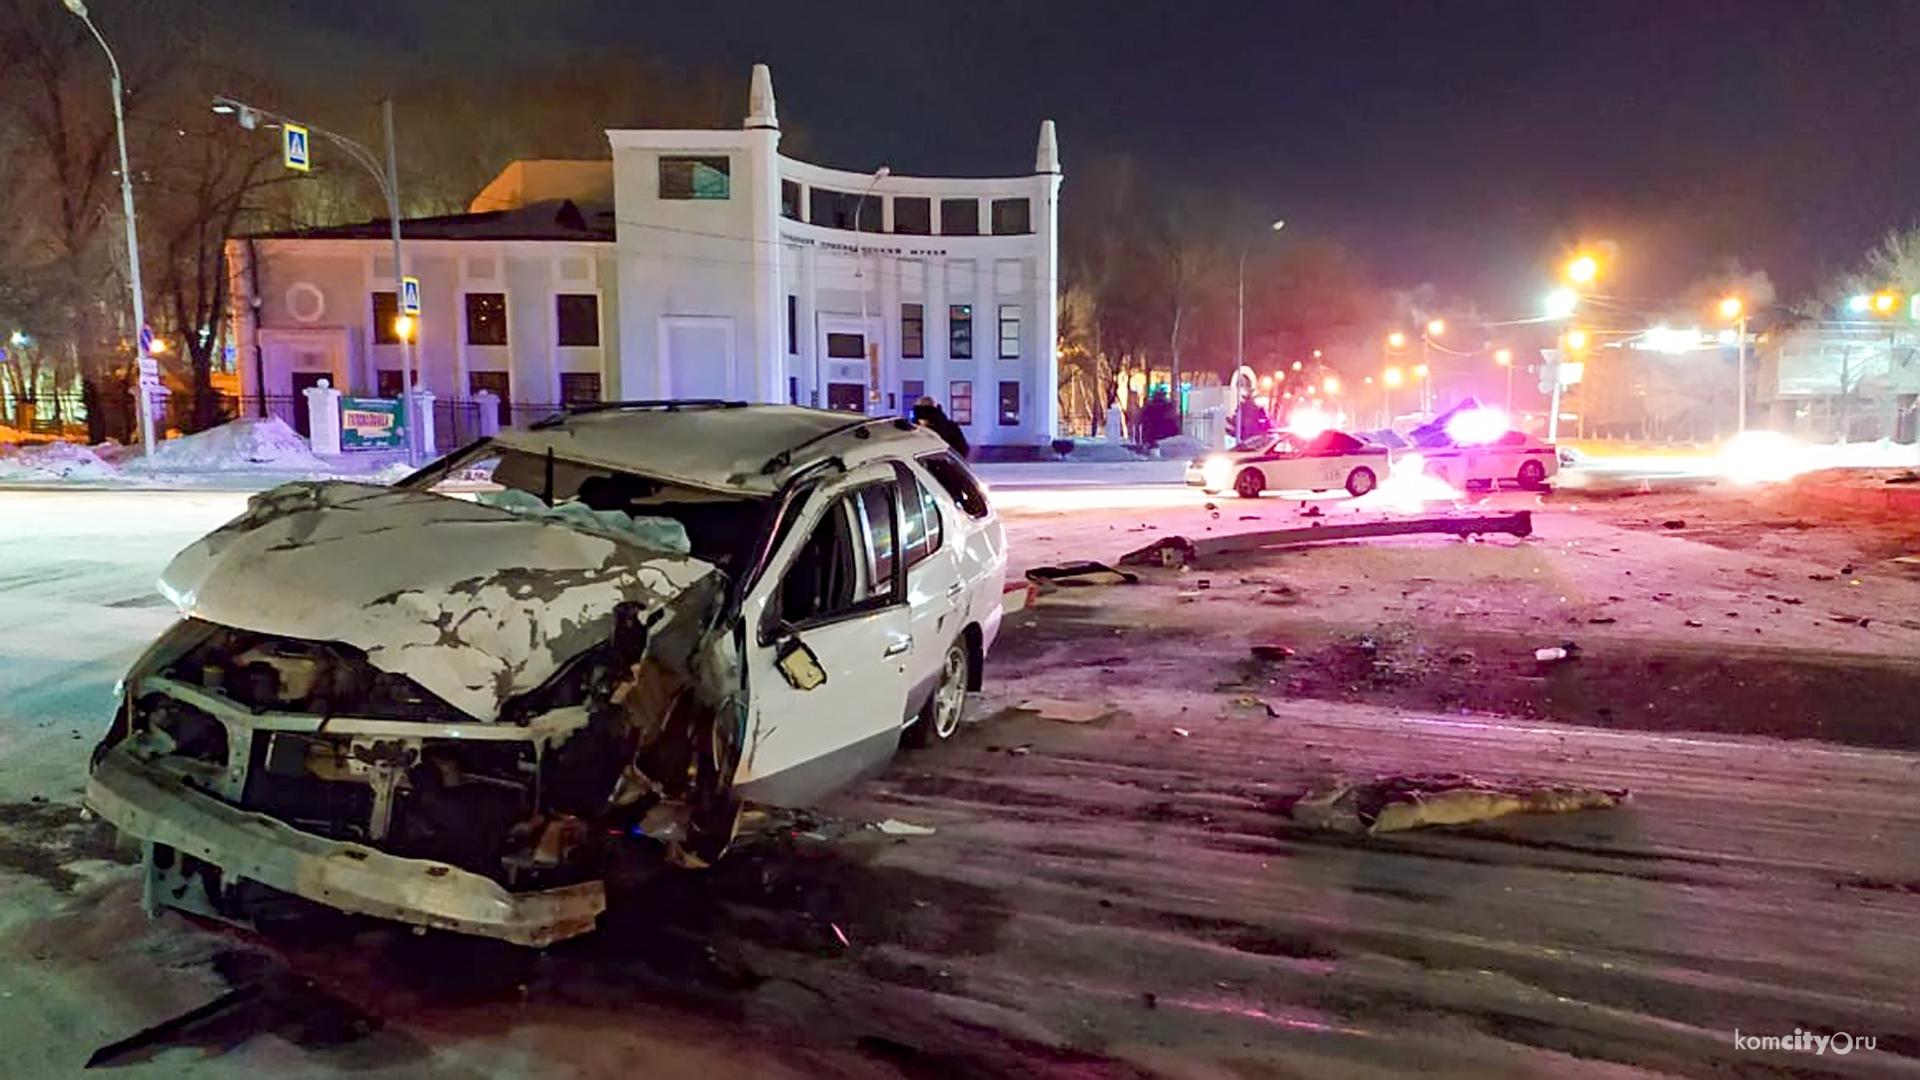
xmin=228 ymin=65 xmax=1063 ymax=453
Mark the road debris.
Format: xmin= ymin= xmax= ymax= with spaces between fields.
xmin=1661 ymin=519 xmax=1686 ymax=529
xmin=1025 ymin=561 xmax=1139 ymax=588
xmin=1120 ymin=511 xmax=1534 ymax=568
xmin=1229 ymin=696 xmax=1280 ymax=717
xmin=873 ymin=819 xmax=938 ymax=837
xmin=1290 ymin=774 xmax=1629 ymax=834
xmin=831 ymin=923 xmax=852 ymax=949
xmin=1014 ymin=698 xmax=1115 ymax=724
xmin=1249 ymin=644 xmax=1295 ymax=661
xmin=1534 ymin=646 xmax=1572 ymax=662
xmin=1171 ymin=727 xmax=1191 ymax=738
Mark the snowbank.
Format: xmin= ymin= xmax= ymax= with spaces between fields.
xmin=133 ymin=417 xmax=326 ymax=473
xmin=1152 ymin=435 xmax=1210 ymax=461
xmin=1052 ymin=436 xmax=1143 ymax=463
xmin=0 ymin=440 xmax=118 ymax=482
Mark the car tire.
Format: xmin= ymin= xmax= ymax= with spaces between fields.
xmin=1345 ymin=467 xmax=1377 ymax=497
xmin=904 ymin=637 xmax=972 ymax=747
xmin=1518 ymin=459 xmax=1547 ymax=489
xmin=1234 ymin=468 xmax=1265 ymax=499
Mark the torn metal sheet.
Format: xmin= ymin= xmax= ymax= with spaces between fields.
xmin=1122 ymin=511 xmax=1533 ymax=567
xmin=159 ymin=482 xmax=721 ymax=722
xmin=1291 ymin=773 xmax=1628 ymax=834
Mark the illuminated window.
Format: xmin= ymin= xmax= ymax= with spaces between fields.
xmin=659 ymin=155 xmax=730 ymax=200
xmin=998 ymin=380 xmax=1021 ymax=426
xmin=949 ymin=305 xmax=973 ymax=360
xmin=998 ymin=305 xmax=1021 ymax=360
xmin=902 ymin=303 xmax=925 ymax=358
xmin=371 ymin=292 xmax=401 ymax=345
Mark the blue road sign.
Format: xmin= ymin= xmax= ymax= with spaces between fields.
xmin=284 ymin=123 xmax=311 ymax=172
xmin=401 ymin=277 xmax=421 ymax=315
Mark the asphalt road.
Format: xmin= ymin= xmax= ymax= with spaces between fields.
xmin=2 ymin=481 xmax=1919 ymax=1078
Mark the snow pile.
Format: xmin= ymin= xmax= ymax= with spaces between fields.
xmin=137 ymin=417 xmax=326 ymax=473
xmin=1053 ymin=436 xmax=1142 ymax=463
xmin=1152 ymin=435 xmax=1210 ymax=461
xmin=0 ymin=440 xmax=118 ymax=482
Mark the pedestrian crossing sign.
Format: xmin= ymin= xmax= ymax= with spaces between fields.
xmin=284 ymin=124 xmax=310 ymax=172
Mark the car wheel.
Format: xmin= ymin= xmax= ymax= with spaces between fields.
xmin=1518 ymin=459 xmax=1547 ymax=489
xmin=905 ymin=637 xmax=972 ymax=746
xmin=1345 ymin=467 xmax=1377 ymax=497
xmin=1234 ymin=468 xmax=1265 ymax=498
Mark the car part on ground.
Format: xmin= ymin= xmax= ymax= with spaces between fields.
xmin=1119 ymin=511 xmax=1534 ymax=568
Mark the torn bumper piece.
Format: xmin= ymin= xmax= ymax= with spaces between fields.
xmin=86 ymin=747 xmax=605 ymax=948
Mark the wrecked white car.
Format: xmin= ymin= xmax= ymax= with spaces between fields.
xmin=85 ymin=403 xmax=1009 ymax=946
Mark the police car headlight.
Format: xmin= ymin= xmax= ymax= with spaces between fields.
xmin=1201 ymin=456 xmax=1233 ymax=491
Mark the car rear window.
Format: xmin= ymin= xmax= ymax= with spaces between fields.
xmin=918 ymin=451 xmax=990 ymax=520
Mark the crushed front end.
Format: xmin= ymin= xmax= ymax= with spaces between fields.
xmin=84 ymin=481 xmax=745 ymax=947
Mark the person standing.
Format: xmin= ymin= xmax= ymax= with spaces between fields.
xmin=911 ymin=396 xmax=969 ymax=459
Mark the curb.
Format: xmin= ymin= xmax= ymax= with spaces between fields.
xmin=1793 ymin=481 xmax=1920 ymax=516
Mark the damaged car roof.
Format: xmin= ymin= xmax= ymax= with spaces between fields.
xmin=491 ymin=403 xmax=946 ymax=496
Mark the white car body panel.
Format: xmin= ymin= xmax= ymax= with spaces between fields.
xmin=1184 ymin=433 xmax=1391 ymax=495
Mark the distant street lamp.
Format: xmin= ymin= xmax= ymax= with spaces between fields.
xmin=214 ymin=93 xmax=422 ymax=464
xmin=1567 ymin=254 xmax=1599 ymax=286
xmin=1236 ymin=220 xmax=1287 ymax=377
xmin=62 ymin=0 xmax=154 ymax=458
xmin=1718 ymin=297 xmax=1750 ymax=433
xmin=852 ymin=165 xmax=890 ymax=409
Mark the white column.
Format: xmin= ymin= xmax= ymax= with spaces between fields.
xmin=409 ymin=387 xmax=437 ymax=457
xmin=305 ymin=378 xmax=343 ymax=455
xmin=927 ymin=260 xmax=948 ymax=412
xmin=473 ymin=389 xmax=501 ymax=436
xmin=1035 ymin=178 xmax=1063 ymax=444
xmin=878 ymin=247 xmax=900 ymax=412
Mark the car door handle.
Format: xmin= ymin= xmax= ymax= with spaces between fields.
xmin=946 ymin=581 xmax=965 ymax=599
xmin=884 ymin=638 xmax=912 ymax=658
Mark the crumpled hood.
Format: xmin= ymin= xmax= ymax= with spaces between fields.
xmin=160 ymin=482 xmax=722 ymax=721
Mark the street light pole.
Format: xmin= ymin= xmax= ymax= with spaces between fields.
xmin=214 ymin=94 xmax=420 ymax=464
xmin=850 ymin=166 xmax=890 ymax=412
xmin=1236 ymin=220 xmax=1286 ymax=377
xmin=63 ymin=0 xmax=154 ymax=458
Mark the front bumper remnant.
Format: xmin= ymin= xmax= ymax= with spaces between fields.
xmin=86 ymin=747 xmax=605 ymax=948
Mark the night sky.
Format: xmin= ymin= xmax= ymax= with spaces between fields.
xmin=163 ymin=0 xmax=1920 ymax=311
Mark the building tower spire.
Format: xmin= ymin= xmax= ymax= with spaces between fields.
xmin=1035 ymin=118 xmax=1060 ymax=174
xmin=745 ymin=63 xmax=778 ymax=130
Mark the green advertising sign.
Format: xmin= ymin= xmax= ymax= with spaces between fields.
xmin=340 ymin=396 xmax=406 ymax=450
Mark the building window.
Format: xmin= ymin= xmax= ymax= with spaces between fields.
xmin=998 ymin=304 xmax=1021 ymax=360
xmin=560 ymin=372 xmax=602 ymax=406
xmin=901 ymin=303 xmax=925 ymax=358
xmin=781 ymin=179 xmax=802 ymax=220
xmin=991 ymin=198 xmax=1032 ymax=236
xmin=903 ymin=379 xmax=925 ymax=408
xmin=377 ymin=368 xmax=404 ymax=398
xmin=949 ymin=380 xmax=973 ymax=425
xmin=949 ymin=305 xmax=973 ymax=360
xmin=893 ymin=197 xmax=931 ymax=235
xmin=827 ymin=332 xmax=865 ymax=360
xmin=940 ymin=198 xmax=979 ymax=236
xmin=810 ymin=189 xmax=864 ymax=230
xmin=659 ymin=155 xmax=730 ymax=200
xmin=999 ymin=380 xmax=1021 ymax=426
xmin=371 ymin=292 xmax=400 ymax=345
xmin=555 ymin=294 xmax=599 ymax=347
xmin=465 ymin=293 xmax=507 ymax=346
xmin=789 ymin=376 xmax=799 ymax=405
xmin=470 ymin=371 xmax=511 ymax=426
xmin=787 ymin=295 xmax=798 ymax=355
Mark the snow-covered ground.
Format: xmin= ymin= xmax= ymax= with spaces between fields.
xmin=0 ymin=418 xmax=410 ymax=489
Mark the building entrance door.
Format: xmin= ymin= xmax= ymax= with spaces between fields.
xmin=290 ymin=370 xmax=330 ymax=437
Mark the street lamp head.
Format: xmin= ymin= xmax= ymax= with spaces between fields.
xmin=1564 ymin=329 xmax=1589 ymax=351
xmin=1545 ymin=287 xmax=1579 ymax=319
xmin=1386 ymin=331 xmax=1408 ymax=350
xmin=1384 ymin=367 xmax=1404 ymax=387
xmin=1494 ymin=348 xmax=1513 ymax=366
xmin=1413 ymin=363 xmax=1430 ymax=378
xmin=61 ymin=0 xmax=89 ymax=16
xmin=1566 ymin=254 xmax=1599 ymax=285
xmin=1426 ymin=318 xmax=1446 ymax=337
xmin=1848 ymin=294 xmax=1871 ymax=314
xmin=1322 ymin=376 xmax=1341 ymax=395
xmin=393 ymin=314 xmax=416 ymax=342
xmin=1291 ymin=360 xmax=1303 ymax=371
xmin=1874 ymin=291 xmax=1898 ymax=314
xmin=872 ymin=166 xmax=891 ymax=181
xmin=1312 ymin=348 xmax=1322 ymax=358
xmin=1271 ymin=219 xmax=1286 ymax=232
xmin=1719 ymin=296 xmax=1743 ymax=320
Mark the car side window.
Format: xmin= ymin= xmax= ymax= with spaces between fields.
xmin=918 ymin=451 xmax=990 ymax=520
xmin=893 ymin=464 xmax=945 ymax=569
xmin=853 ymin=483 xmax=901 ymax=599
xmin=778 ymin=498 xmax=861 ymax=625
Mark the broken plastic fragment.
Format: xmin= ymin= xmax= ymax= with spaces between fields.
xmin=873 ymin=819 xmax=937 ymax=837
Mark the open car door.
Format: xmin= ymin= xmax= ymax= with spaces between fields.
xmin=733 ymin=463 xmax=914 ymax=808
